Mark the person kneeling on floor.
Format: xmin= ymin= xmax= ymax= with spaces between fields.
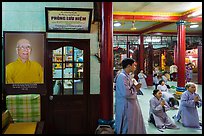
xmin=172 ymin=82 xmax=202 ymax=129
xmin=148 ymin=89 xmax=179 ymax=130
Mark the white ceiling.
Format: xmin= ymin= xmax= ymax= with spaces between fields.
xmin=112 ymin=2 xmax=202 ymax=35
xmin=113 ymin=2 xmax=202 ymax=12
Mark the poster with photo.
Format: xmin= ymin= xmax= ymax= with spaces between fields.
xmin=3 ymin=31 xmax=46 ymax=94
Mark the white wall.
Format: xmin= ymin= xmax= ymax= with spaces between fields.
xmin=2 ymin=2 xmax=100 ymax=94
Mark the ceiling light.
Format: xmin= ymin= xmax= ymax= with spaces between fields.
xmin=190 ymin=24 xmax=199 ymax=28
xmin=190 ymin=22 xmax=198 ymax=24
xmin=131 ymin=21 xmax=136 ymax=30
xmin=114 ymin=22 xmax=121 ymax=27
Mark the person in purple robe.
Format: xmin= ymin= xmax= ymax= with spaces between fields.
xmin=115 ymin=58 xmax=146 ymax=134
xmin=185 ymin=63 xmax=193 ymax=82
xmin=138 ymin=70 xmax=148 ymax=89
xmin=148 ymin=89 xmax=179 ymax=130
xmin=173 ymin=82 xmax=202 ymax=128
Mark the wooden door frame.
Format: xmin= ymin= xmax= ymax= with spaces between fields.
xmin=42 ymin=38 xmax=90 ymax=133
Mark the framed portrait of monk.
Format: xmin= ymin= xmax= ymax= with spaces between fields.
xmin=3 ymin=31 xmax=46 ymax=95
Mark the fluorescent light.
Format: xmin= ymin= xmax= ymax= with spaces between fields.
xmin=190 ymin=24 xmax=199 ymax=28
xmin=114 ymin=22 xmax=121 ymax=27
xmin=190 ymin=22 xmax=198 ymax=24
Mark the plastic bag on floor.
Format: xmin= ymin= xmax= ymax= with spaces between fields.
xmin=95 ymin=125 xmax=114 ymax=134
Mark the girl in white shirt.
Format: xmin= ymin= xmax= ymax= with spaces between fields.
xmin=157 ymin=80 xmax=179 ymax=109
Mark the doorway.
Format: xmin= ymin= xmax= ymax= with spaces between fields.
xmin=45 ymin=39 xmax=90 ymax=134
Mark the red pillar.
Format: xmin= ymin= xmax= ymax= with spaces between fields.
xmin=176 ymin=20 xmax=186 ymax=87
xmin=147 ymin=43 xmax=153 ymax=86
xmin=139 ymin=35 xmax=144 ymax=70
xmin=100 ymin=2 xmax=113 ymax=120
xmin=197 ymin=45 xmax=202 ymax=84
xmin=174 ymin=43 xmax=177 ymax=65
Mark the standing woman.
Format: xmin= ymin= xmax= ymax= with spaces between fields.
xmin=186 ymin=63 xmax=193 ymax=82
xmin=170 ymin=63 xmax=178 ymax=81
xmin=138 ymin=70 xmax=148 ymax=89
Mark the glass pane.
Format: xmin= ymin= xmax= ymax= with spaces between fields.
xmin=113 ymin=35 xmax=118 ymax=47
xmin=192 ymin=36 xmax=198 ymax=43
xmin=65 ymin=63 xmax=73 ymax=68
xmin=118 ymin=44 xmax=126 ymax=49
xmin=74 ymin=63 xmax=83 ymax=78
xmin=129 ymin=44 xmax=139 ymax=63
xmin=186 ymin=36 xmax=191 ymax=46
xmin=113 ymin=46 xmax=127 ymax=70
xmin=152 ymin=36 xmax=161 ymax=44
xmin=53 ymin=63 xmax=62 ymax=78
xmin=117 ymin=35 xmax=127 ymax=44
xmin=166 ymin=36 xmax=172 ymax=47
xmin=74 ymin=47 xmax=84 ymax=62
xmin=153 ymin=44 xmax=167 ymax=49
xmin=53 ymin=48 xmax=62 ymax=62
xmin=172 ymin=36 xmax=177 ymax=42
xmin=64 ymin=79 xmax=73 ymax=95
xmin=162 ymin=36 xmax=167 ymax=44
xmin=53 ymin=79 xmax=62 ymax=95
xmin=113 ymin=35 xmax=117 ymax=41
xmin=113 ymin=42 xmax=117 ymax=47
xmin=63 ymin=63 xmax=73 ymax=78
xmin=64 ymin=46 xmax=73 ymax=62
xmin=128 ymin=36 xmax=139 ymax=44
xmin=74 ymin=79 xmax=83 ymax=95
xmin=144 ymin=36 xmax=151 ymax=44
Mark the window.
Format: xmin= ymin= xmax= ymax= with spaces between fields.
xmin=52 ymin=46 xmax=84 ymax=95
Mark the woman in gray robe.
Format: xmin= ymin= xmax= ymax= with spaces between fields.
xmin=115 ymin=58 xmax=146 ymax=134
xmin=138 ymin=70 xmax=148 ymax=89
xmin=173 ymin=82 xmax=202 ymax=128
xmin=149 ymin=89 xmax=178 ymax=129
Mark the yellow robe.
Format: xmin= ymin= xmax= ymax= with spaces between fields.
xmin=6 ymin=58 xmax=43 ymax=84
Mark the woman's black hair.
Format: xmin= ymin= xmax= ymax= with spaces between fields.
xmin=121 ymin=58 xmax=135 ymax=69
xmin=159 ymin=79 xmax=165 ymax=85
xmin=153 ymin=89 xmax=160 ymax=95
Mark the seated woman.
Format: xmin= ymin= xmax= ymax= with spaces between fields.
xmin=173 ymin=82 xmax=202 ymax=129
xmin=157 ymin=80 xmax=179 ymax=109
xmin=161 ymin=73 xmax=170 ymax=89
xmin=148 ymin=89 xmax=179 ymax=130
xmin=153 ymin=74 xmax=159 ymax=89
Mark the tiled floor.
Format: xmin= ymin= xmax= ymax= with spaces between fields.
xmin=113 ymin=80 xmax=202 ymax=134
